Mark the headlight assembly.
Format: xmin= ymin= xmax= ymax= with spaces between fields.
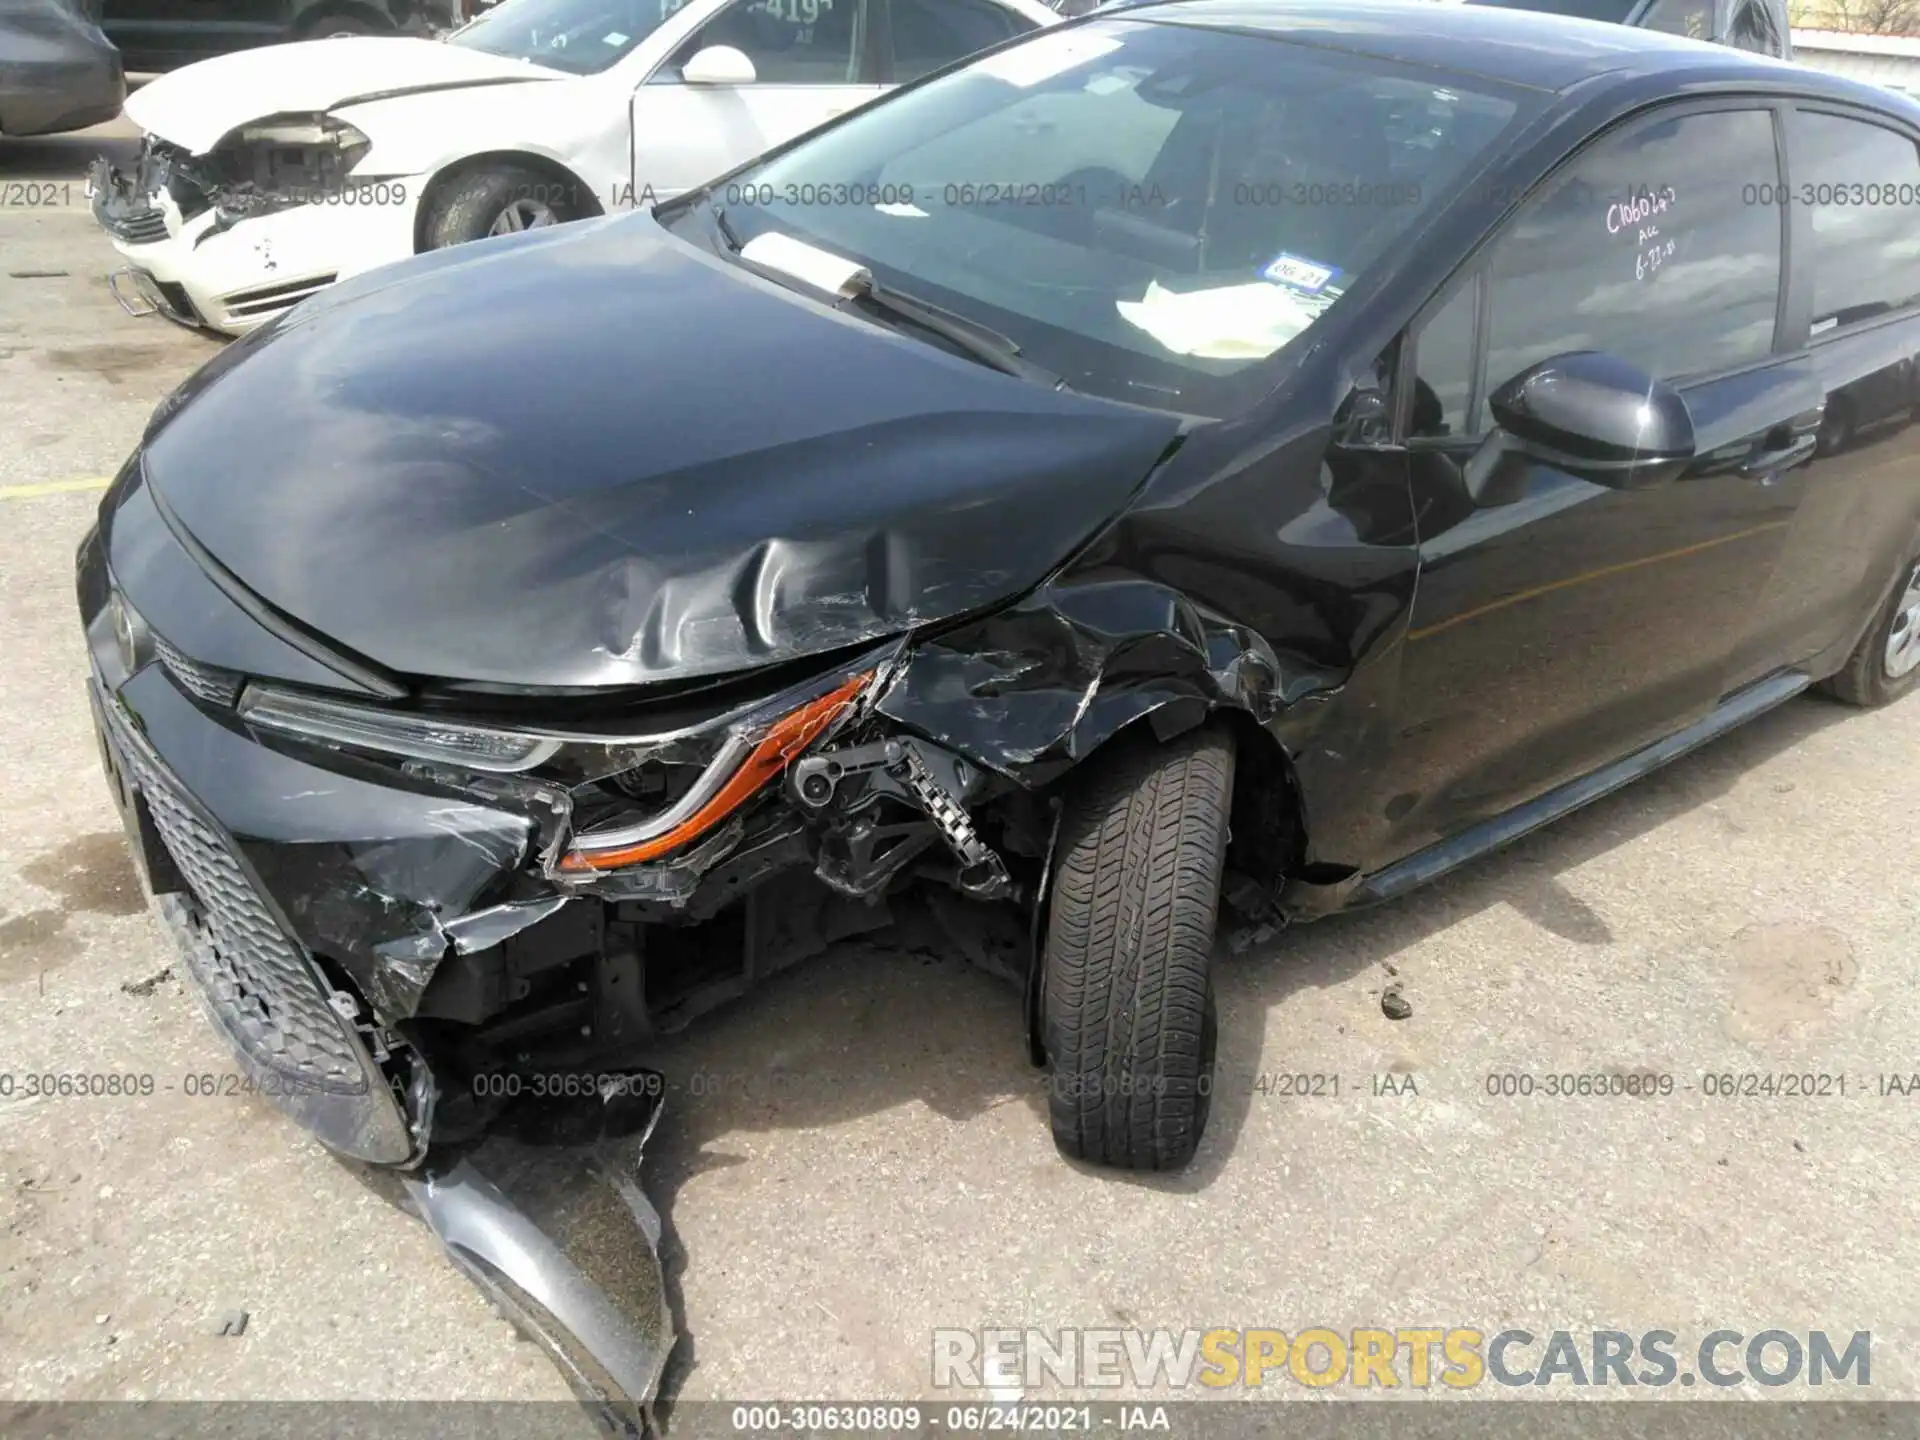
xmin=239 ymin=685 xmax=562 ymax=772
xmin=558 ymin=671 xmax=871 ymax=874
xmin=237 ymin=663 xmax=879 ymax=872
xmin=209 ymin=117 xmax=375 ymax=223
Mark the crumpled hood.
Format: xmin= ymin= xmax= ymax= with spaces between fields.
xmin=124 ymin=37 xmax=561 ymax=154
xmin=141 ymin=214 xmax=1183 ymax=691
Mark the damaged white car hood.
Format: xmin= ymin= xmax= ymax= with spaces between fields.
xmin=124 ymin=37 xmax=565 ymax=154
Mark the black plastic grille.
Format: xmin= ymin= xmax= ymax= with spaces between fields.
xmin=222 ymin=273 xmax=339 ymax=321
xmin=153 ymin=633 xmax=242 ymax=708
xmin=100 ymin=699 xmax=368 ymax=1093
xmin=104 ymin=207 xmax=169 ymax=245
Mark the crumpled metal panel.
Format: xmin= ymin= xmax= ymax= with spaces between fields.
xmin=878 ymin=421 xmax=1420 ymax=796
xmin=138 ymin=213 xmax=1184 ymax=690
xmin=100 ymin=663 xmax=536 ymax=1025
xmin=878 ymin=574 xmax=1290 ymax=788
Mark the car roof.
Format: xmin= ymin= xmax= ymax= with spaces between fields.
xmin=1097 ymin=0 xmax=1908 ymax=101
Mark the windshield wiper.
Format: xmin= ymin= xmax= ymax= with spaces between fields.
xmin=844 ymin=277 xmax=1065 ymax=390
xmin=708 ymin=199 xmax=742 ymax=253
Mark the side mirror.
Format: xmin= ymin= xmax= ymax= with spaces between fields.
xmin=1485 ymin=350 xmax=1695 ymax=492
xmin=681 ymin=44 xmax=756 ymax=85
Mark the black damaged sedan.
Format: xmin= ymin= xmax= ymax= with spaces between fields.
xmin=80 ymin=1 xmax=1920 ymax=1176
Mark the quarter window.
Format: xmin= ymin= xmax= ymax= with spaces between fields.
xmin=1478 ymin=108 xmax=1782 ymax=425
xmin=1411 ymin=276 xmax=1479 ymax=439
xmin=1793 ymin=111 xmax=1920 ymax=335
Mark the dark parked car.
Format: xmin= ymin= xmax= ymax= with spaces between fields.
xmin=0 ymin=0 xmax=123 ymax=135
xmin=1466 ymin=0 xmax=1791 ymax=57
xmin=1049 ymin=0 xmax=1795 ymax=50
xmin=102 ymin=0 xmax=460 ymax=71
xmin=78 ymin=1 xmax=1920 ymax=1198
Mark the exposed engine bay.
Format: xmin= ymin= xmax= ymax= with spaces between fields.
xmin=331 ymin=644 xmax=1078 ymax=1156
xmin=150 ymin=595 xmax=1294 ymax=1163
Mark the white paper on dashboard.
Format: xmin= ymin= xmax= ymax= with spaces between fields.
xmin=739 ymin=231 xmax=870 ymax=297
xmin=972 ymin=32 xmax=1123 ymax=88
xmin=1116 ymin=280 xmax=1318 ymax=360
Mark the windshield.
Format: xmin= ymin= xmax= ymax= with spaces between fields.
xmin=448 ymin=0 xmax=678 ymax=74
xmin=689 ymin=19 xmax=1523 ymax=416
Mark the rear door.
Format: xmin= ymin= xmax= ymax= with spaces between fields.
xmin=1726 ymin=104 xmax=1920 ymax=685
xmin=1372 ymin=102 xmax=1819 ymax=865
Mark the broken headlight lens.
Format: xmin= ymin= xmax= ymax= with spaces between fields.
xmin=212 ymin=117 xmax=374 ymax=221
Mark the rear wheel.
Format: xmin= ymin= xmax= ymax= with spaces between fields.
xmin=422 ymin=164 xmax=588 ymax=251
xmin=1040 ymin=724 xmax=1233 ymax=1171
xmin=1823 ymin=545 xmax=1920 ymax=708
xmin=298 ymin=11 xmax=388 ymax=37
xmin=1815 ymin=395 xmax=1857 ymax=457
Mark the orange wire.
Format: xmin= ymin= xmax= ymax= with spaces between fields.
xmin=559 ymin=672 xmax=871 ymax=873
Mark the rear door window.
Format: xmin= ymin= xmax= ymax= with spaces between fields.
xmin=1792 ymin=110 xmax=1920 ymax=336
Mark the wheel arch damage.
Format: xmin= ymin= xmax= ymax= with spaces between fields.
xmin=872 ymin=566 xmax=1321 ymax=1064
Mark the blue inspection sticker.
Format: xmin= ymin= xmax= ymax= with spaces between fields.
xmin=1260 ymin=253 xmax=1341 ymax=293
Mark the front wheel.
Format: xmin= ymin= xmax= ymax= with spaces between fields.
xmin=422 ymin=164 xmax=588 ymax=251
xmin=1040 ymin=724 xmax=1233 ymax=1171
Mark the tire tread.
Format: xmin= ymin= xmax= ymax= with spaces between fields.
xmin=1042 ymin=725 xmax=1233 ymax=1171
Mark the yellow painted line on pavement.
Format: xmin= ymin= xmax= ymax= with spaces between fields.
xmin=0 ymin=477 xmax=111 ymax=501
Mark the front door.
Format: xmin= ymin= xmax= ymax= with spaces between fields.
xmin=1371 ymin=102 xmax=1814 ymax=867
xmin=629 ymin=0 xmax=883 ymax=201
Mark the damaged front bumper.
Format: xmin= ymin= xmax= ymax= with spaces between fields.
xmin=89 ymin=135 xmax=421 ymax=334
xmin=77 ymin=469 xmax=1038 ymax=1165
xmin=80 ymin=423 xmax=1298 ymax=1149
xmin=78 ymin=432 xmax=1300 ymax=1424
xmin=83 ymin=503 xmax=683 ymax=1427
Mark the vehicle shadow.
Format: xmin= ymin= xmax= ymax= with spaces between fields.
xmin=326 ymin=687 xmax=1871 ymax=1413
xmin=0 ymin=132 xmax=140 ymax=181
xmin=635 ymin=686 xmax=1871 ymax=1399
